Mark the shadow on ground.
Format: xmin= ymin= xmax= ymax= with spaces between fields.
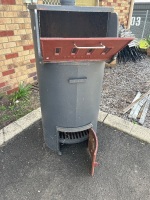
xmin=0 ymin=121 xmax=150 ymax=200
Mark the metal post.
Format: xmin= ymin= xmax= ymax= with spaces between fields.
xmin=141 ymin=10 xmax=149 ymax=38
xmin=127 ymin=0 xmax=135 ymax=30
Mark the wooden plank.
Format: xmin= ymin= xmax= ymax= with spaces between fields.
xmin=132 ymin=96 xmax=148 ymax=120
xmin=128 ymin=92 xmax=141 ymax=118
xmin=139 ymin=95 xmax=150 ymax=125
xmin=122 ymin=89 xmax=150 ymax=114
xmin=137 ymin=104 xmax=145 ymax=119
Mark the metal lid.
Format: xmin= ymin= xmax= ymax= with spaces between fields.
xmin=28 ymin=4 xmax=114 ymax=12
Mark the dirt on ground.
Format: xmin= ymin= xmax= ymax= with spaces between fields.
xmin=0 ymin=57 xmax=150 ymax=130
xmin=100 ymin=56 xmax=150 ymax=129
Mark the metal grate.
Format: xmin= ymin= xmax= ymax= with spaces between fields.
xmin=43 ymin=0 xmax=60 ymax=5
xmin=59 ymin=129 xmax=89 ymax=144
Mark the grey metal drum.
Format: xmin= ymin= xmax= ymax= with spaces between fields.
xmin=37 ymin=61 xmax=105 ymax=152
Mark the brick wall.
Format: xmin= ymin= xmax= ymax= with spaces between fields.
xmin=0 ymin=0 xmax=42 ymax=95
xmin=99 ymin=0 xmax=131 ymax=26
xmin=0 ymin=0 xmax=131 ymax=95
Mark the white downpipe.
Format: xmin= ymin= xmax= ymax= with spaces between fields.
xmin=97 ymin=0 xmax=99 ymax=6
xmin=141 ymin=10 xmax=149 ymax=38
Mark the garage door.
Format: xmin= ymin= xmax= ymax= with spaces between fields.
xmin=130 ymin=3 xmax=150 ymax=39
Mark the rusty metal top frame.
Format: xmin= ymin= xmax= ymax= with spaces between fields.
xmin=40 ymin=38 xmax=133 ymax=62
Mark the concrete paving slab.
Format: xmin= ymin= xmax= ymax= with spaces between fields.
xmin=104 ymin=113 xmax=134 ymax=134
xmin=131 ymin=124 xmax=150 ymax=143
xmin=15 ymin=108 xmax=41 ymax=130
xmin=98 ymin=110 xmax=108 ymax=122
xmin=0 ymin=121 xmax=150 ymax=200
xmin=0 ymin=108 xmax=41 ymax=146
xmin=0 ymin=129 xmax=4 ymax=146
xmin=3 ymin=122 xmax=23 ymax=143
xmin=31 ymin=107 xmax=41 ymax=119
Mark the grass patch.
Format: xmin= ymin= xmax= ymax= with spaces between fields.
xmin=11 ymin=83 xmax=31 ymax=103
xmin=0 ymin=83 xmax=40 ymax=129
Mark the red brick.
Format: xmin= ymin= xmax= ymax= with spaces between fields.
xmin=1 ymin=0 xmax=16 ymax=4
xmin=0 ymin=82 xmax=5 ymax=88
xmin=2 ymin=85 xmax=11 ymax=92
xmin=33 ymin=76 xmax=37 ymax=81
xmin=118 ymin=3 xmax=121 ymax=6
xmin=2 ymin=69 xmax=15 ymax=76
xmin=0 ymin=30 xmax=14 ymax=37
xmin=7 ymin=87 xmax=18 ymax=95
xmin=23 ymin=45 xmax=34 ymax=50
xmin=107 ymin=2 xmax=111 ymax=6
xmin=113 ymin=0 xmax=117 ymax=3
xmin=5 ymin=53 xmax=18 ymax=59
xmin=21 ymin=34 xmax=31 ymax=40
xmin=26 ymin=63 xmax=35 ymax=69
xmin=18 ymin=11 xmax=29 ymax=18
xmin=30 ymin=58 xmax=36 ymax=63
xmin=7 ymin=64 xmax=18 ymax=69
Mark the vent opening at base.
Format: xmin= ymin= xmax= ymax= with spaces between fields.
xmin=58 ymin=127 xmax=99 ymax=176
xmin=59 ymin=129 xmax=89 ymax=144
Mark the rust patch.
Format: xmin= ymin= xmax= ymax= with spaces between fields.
xmin=88 ymin=128 xmax=99 ymax=176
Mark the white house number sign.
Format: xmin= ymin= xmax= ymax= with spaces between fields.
xmin=131 ymin=17 xmax=141 ymax=26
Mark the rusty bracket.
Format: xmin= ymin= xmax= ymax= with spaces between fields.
xmin=88 ymin=128 xmax=99 ymax=176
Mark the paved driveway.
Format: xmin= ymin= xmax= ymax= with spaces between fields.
xmin=0 ymin=121 xmax=150 ymax=200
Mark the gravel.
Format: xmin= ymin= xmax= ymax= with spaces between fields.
xmin=100 ymin=57 xmax=150 ymax=129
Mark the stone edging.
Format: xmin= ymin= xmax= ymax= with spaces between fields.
xmin=0 ymin=108 xmax=150 ymax=146
xmin=0 ymin=108 xmax=41 ymax=146
xmin=98 ymin=111 xmax=150 ymax=143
